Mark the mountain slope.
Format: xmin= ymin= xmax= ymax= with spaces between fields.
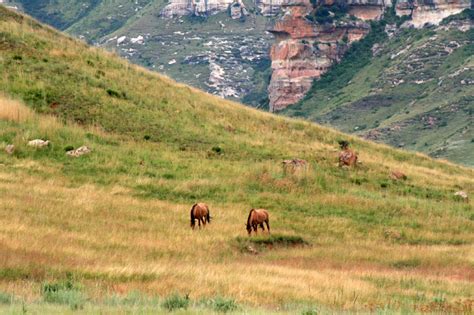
xmin=0 ymin=6 xmax=473 ymax=313
xmin=283 ymin=11 xmax=473 ymax=166
xmin=8 ymin=0 xmax=274 ymax=106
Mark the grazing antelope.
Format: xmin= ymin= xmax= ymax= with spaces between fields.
xmin=246 ymin=209 xmax=270 ymax=235
xmin=190 ymin=203 xmax=211 ymax=229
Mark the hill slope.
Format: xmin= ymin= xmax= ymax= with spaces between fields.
xmin=283 ymin=11 xmax=473 ymax=166
xmin=0 ymin=6 xmax=473 ymax=313
xmin=6 ymin=0 xmax=274 ymax=106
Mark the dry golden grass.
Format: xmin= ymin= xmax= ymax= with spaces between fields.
xmin=0 ymin=101 xmax=472 ymax=313
xmin=0 ymin=169 xmax=472 ymax=311
xmin=0 ymin=95 xmax=33 ymax=123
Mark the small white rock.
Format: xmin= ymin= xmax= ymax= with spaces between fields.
xmin=454 ymin=191 xmax=468 ymax=201
xmin=5 ymin=144 xmax=15 ymax=155
xmin=66 ymin=146 xmax=92 ymax=157
xmin=28 ymin=139 xmax=50 ymax=148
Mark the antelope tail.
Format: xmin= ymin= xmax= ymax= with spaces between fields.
xmin=246 ymin=209 xmax=255 ymax=228
xmin=190 ymin=204 xmax=197 ymax=227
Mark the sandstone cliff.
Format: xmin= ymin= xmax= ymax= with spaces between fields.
xmin=396 ymin=0 xmax=471 ymax=28
xmin=268 ymin=0 xmax=372 ymax=111
xmin=161 ymin=0 xmax=236 ymax=17
xmin=268 ymin=0 xmax=472 ymax=111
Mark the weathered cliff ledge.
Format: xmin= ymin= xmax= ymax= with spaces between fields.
xmin=396 ymin=0 xmax=471 ymax=28
xmin=268 ymin=0 xmax=373 ymax=111
xmin=268 ymin=0 xmax=472 ymax=111
xmin=161 ymin=0 xmax=244 ymax=18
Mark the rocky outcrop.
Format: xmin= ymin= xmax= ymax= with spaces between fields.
xmin=229 ymin=0 xmax=248 ymax=19
xmin=268 ymin=0 xmax=371 ymax=111
xmin=396 ymin=0 xmax=471 ymax=28
xmin=267 ymin=0 xmax=471 ymax=111
xmin=347 ymin=0 xmax=389 ymax=20
xmin=161 ymin=0 xmax=235 ymax=17
xmin=256 ymin=0 xmax=287 ymax=16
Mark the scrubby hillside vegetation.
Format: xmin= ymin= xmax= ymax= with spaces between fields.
xmin=284 ymin=9 xmax=473 ymax=166
xmin=0 ymin=6 xmax=473 ymax=313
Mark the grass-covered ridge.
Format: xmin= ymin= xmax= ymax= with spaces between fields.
xmin=0 ymin=6 xmax=473 ymax=313
xmin=285 ymin=10 xmax=474 ymax=166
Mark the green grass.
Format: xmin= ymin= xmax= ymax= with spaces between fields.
xmin=162 ymin=293 xmax=190 ymax=311
xmin=284 ymin=10 xmax=474 ymax=166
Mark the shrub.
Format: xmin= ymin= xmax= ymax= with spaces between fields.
xmin=106 ymin=88 xmax=127 ymax=99
xmin=43 ymin=289 xmax=86 ymax=310
xmin=162 ymin=293 xmax=189 ymax=311
xmin=212 ymin=146 xmax=223 ymax=154
xmin=42 ymin=278 xmax=85 ymax=310
xmin=143 ymin=135 xmax=151 ymax=141
xmin=0 ymin=292 xmax=13 ymax=304
xmin=212 ymin=297 xmax=238 ymax=313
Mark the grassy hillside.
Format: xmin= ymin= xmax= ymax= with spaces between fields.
xmin=0 ymin=6 xmax=473 ymax=313
xmin=284 ymin=10 xmax=474 ymax=166
xmin=10 ymin=0 xmax=273 ymax=106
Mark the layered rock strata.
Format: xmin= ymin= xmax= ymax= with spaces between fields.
xmin=268 ymin=0 xmax=472 ymax=111
xmin=161 ymin=0 xmax=237 ymax=17
xmin=268 ymin=0 xmax=371 ymax=111
xmin=256 ymin=0 xmax=287 ymax=16
xmin=396 ymin=0 xmax=471 ymax=28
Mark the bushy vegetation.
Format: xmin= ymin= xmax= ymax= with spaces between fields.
xmin=161 ymin=294 xmax=190 ymax=311
xmin=42 ymin=278 xmax=86 ymax=310
xmin=307 ymin=1 xmax=349 ymax=24
xmin=0 ymin=292 xmax=13 ymax=304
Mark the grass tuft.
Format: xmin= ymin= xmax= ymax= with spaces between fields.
xmin=161 ymin=293 xmax=190 ymax=311
xmin=0 ymin=292 xmax=13 ymax=304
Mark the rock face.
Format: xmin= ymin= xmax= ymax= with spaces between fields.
xmin=161 ymin=0 xmax=250 ymax=17
xmin=268 ymin=0 xmax=372 ymax=111
xmin=346 ymin=0 xmax=389 ymax=20
xmin=229 ymin=0 xmax=248 ymax=19
xmin=267 ymin=0 xmax=471 ymax=111
xmin=256 ymin=0 xmax=287 ymax=16
xmin=396 ymin=0 xmax=471 ymax=28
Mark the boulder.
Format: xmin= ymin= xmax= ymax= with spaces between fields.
xmin=28 ymin=139 xmax=50 ymax=148
xmin=454 ymin=191 xmax=468 ymax=202
xmin=4 ymin=144 xmax=15 ymax=155
xmin=66 ymin=146 xmax=92 ymax=157
xmin=282 ymin=158 xmax=309 ymax=174
xmin=390 ymin=170 xmax=407 ymax=180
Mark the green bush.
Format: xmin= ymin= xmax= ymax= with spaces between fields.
xmin=43 ymin=289 xmax=86 ymax=310
xmin=161 ymin=293 xmax=190 ymax=311
xmin=106 ymin=88 xmax=127 ymax=99
xmin=212 ymin=297 xmax=238 ymax=313
xmin=42 ymin=278 xmax=85 ymax=310
xmin=212 ymin=146 xmax=223 ymax=154
xmin=0 ymin=292 xmax=13 ymax=304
